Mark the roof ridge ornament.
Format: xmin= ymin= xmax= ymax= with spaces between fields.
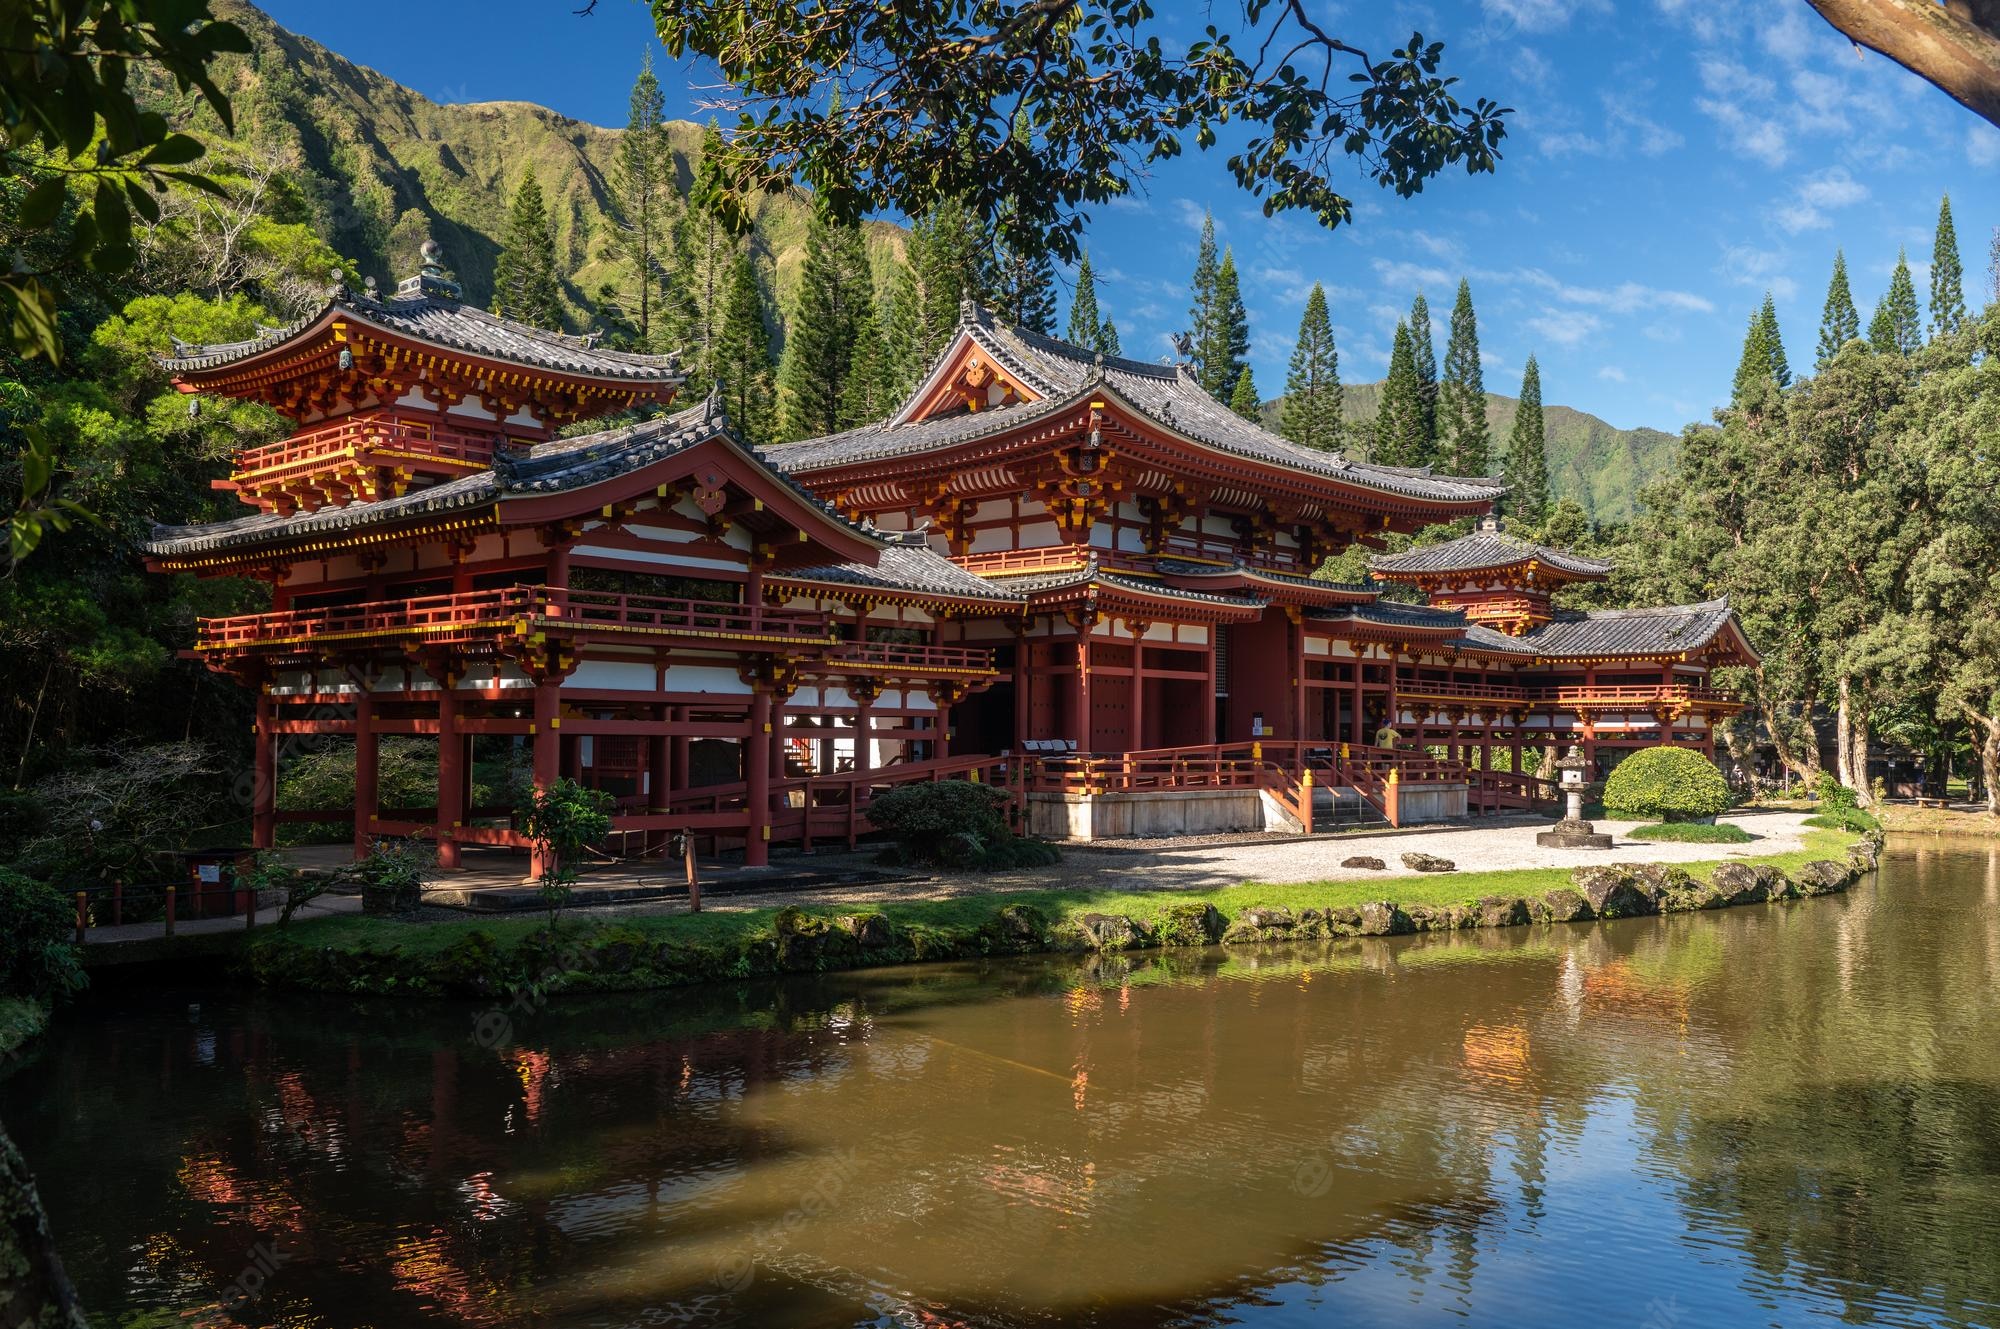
xmin=959 ymin=293 xmax=977 ymax=326
xmin=397 ymin=238 xmax=462 ymax=302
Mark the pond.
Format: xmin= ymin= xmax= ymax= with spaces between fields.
xmin=9 ymin=840 xmax=2000 ymax=1327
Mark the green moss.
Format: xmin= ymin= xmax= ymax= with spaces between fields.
xmin=0 ymin=1000 xmax=47 ymax=1065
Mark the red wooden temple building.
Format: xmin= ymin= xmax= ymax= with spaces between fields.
xmin=144 ymin=259 xmax=1756 ymax=865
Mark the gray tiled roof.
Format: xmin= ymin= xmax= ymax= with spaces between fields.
xmin=988 ymin=555 xmax=1269 ymax=609
xmin=765 ymin=305 xmax=1508 ymax=505
xmin=1309 ymin=600 xmax=1474 ymax=633
xmin=1526 ymin=598 xmax=1740 ymax=658
xmin=143 ymin=396 xmax=818 ymax=557
xmin=162 ymin=289 xmax=685 ymax=382
xmin=1369 ymin=530 xmax=1615 ymax=578
xmin=1151 ymin=557 xmax=1375 ymax=596
xmin=775 ymin=538 xmax=1027 ymax=604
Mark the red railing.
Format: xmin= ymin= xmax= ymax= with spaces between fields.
xmin=952 ymin=547 xmax=1093 ymax=576
xmin=1394 ymin=680 xmax=1737 ymax=708
xmin=196 ymin=586 xmax=830 ymax=652
xmin=827 ymin=641 xmax=999 ymax=674
xmin=233 ymin=413 xmax=502 ymax=478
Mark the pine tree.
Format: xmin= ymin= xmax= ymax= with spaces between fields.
xmin=1207 ymin=246 xmax=1250 ymax=400
xmin=1280 ymin=282 xmax=1341 ymax=451
xmin=1229 ymin=366 xmax=1260 ymax=420
xmin=1373 ymin=320 xmax=1430 ymax=467
xmin=1869 ymin=250 xmax=1922 ymax=356
xmin=1759 ymin=293 xmax=1791 ymax=387
xmin=881 ymin=254 xmax=923 ymax=398
xmin=1099 ymin=319 xmax=1121 ymax=357
xmin=606 ymin=53 xmax=672 ymax=345
xmin=1731 ymin=295 xmax=1789 ymax=404
xmin=990 ymin=232 xmax=1055 ymax=335
xmin=1506 ymin=355 xmax=1548 ymax=523
xmin=493 ymin=167 xmax=564 ymax=330
xmin=1931 ymin=194 xmax=1966 ymax=338
xmin=908 ymin=197 xmax=986 ymax=362
xmin=778 ymin=213 xmax=878 ymax=440
xmin=713 ymin=249 xmax=775 ymax=445
xmin=1816 ymin=250 xmax=1860 ymax=371
xmin=1409 ymin=291 xmax=1438 ymax=450
xmin=655 ymin=121 xmax=740 ymax=396
xmin=1439 ymin=278 xmax=1488 ymax=474
xmin=1068 ymin=250 xmax=1103 ymax=349
xmin=1187 ymin=210 xmax=1222 ymax=388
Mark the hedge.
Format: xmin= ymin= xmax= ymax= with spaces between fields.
xmin=1603 ymin=746 xmax=1731 ymax=823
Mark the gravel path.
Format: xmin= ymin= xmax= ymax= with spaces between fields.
xmin=704 ymin=809 xmax=1821 ymax=911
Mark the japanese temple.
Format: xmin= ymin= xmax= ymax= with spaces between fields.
xmin=143 ymin=255 xmax=1756 ymax=866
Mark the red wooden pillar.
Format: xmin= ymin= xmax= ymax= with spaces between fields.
xmin=1350 ymin=652 xmax=1365 ymax=746
xmin=1013 ymin=631 xmax=1031 ymax=747
xmin=436 ymin=687 xmax=463 ymax=869
xmin=252 ymin=692 xmax=276 ymax=850
xmin=530 ymin=681 xmax=559 ymax=878
xmin=1131 ymin=641 xmax=1148 ymax=753
xmin=1202 ymin=635 xmax=1218 ymax=745
xmin=647 ymin=719 xmax=670 ymax=856
xmin=546 ymin=541 xmax=571 ymax=590
xmin=934 ymin=691 xmax=951 ymax=759
xmin=671 ymin=704 xmax=691 ymax=792
xmin=854 ymin=690 xmax=875 ymax=774
xmin=1073 ymin=633 xmax=1092 ymax=751
xmin=746 ymin=689 xmax=772 ymax=867
xmin=1386 ymin=656 xmax=1400 ymax=746
xmin=353 ymin=688 xmax=378 ymax=859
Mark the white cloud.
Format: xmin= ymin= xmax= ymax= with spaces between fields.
xmin=1772 ymin=167 xmax=1868 ymax=234
xmin=1483 ymin=0 xmax=1607 ymax=34
xmin=1371 ymin=258 xmax=1457 ymax=292
xmin=1598 ymin=365 xmax=1629 ymax=382
xmin=1407 ymin=230 xmax=1465 ymax=261
xmin=1719 ymin=244 xmax=1799 ymax=302
xmin=1518 ymin=269 xmax=1714 ymax=314
xmin=1525 ymin=309 xmax=1606 ymax=347
xmin=1757 ymin=6 xmax=1820 ymax=66
xmin=1971 ymin=123 xmax=2000 ymax=168
xmin=1172 ymin=199 xmax=1216 ymax=234
xmin=1696 ymin=96 xmax=1790 ymax=166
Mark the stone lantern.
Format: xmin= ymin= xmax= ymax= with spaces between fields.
xmin=1536 ymin=744 xmax=1613 ymax=850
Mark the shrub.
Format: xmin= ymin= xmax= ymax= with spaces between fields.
xmin=519 ymin=778 xmax=613 ymax=931
xmin=1626 ymin=821 xmax=1752 ymax=844
xmin=0 ymin=870 xmax=86 ymax=1002
xmin=1603 ymin=747 xmax=1732 ymax=823
xmin=356 ymin=838 xmax=431 ymax=915
xmin=865 ymin=781 xmax=1057 ymax=870
xmin=1804 ymin=807 xmax=1880 ymax=833
xmin=1812 ymin=771 xmax=1859 ymax=812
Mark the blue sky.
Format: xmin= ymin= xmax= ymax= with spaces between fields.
xmin=261 ymin=0 xmax=2000 ymax=434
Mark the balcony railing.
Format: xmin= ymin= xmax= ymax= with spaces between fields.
xmin=827 ymin=641 xmax=999 ymax=675
xmin=1395 ymin=679 xmax=1735 ymax=708
xmin=232 ymin=413 xmax=501 ymax=479
xmin=196 ymin=586 xmax=831 ymax=653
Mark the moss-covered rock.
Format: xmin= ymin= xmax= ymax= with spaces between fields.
xmin=1356 ymin=901 xmax=1414 ymax=935
xmin=1572 ymin=866 xmax=1654 ymax=918
xmin=1154 ymin=902 xmax=1226 ymax=946
xmin=1400 ymin=852 xmax=1456 ymax=873
xmin=1222 ymin=905 xmax=1297 ymax=945
xmin=1791 ymin=860 xmax=1854 ymax=896
xmin=1076 ymin=913 xmax=1149 ymax=951
xmin=1475 ymin=896 xmax=1530 ymax=928
xmin=1532 ymin=888 xmax=1593 ymax=923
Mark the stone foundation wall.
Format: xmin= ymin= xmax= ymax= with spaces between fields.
xmin=1027 ymin=790 xmax=1266 ymax=840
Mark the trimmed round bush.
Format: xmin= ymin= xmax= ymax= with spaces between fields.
xmin=1603 ymin=747 xmax=1732 ymax=823
xmin=0 ymin=869 xmax=86 ymax=1002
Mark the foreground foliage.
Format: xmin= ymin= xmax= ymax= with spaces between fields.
xmin=864 ymin=781 xmax=1060 ymax=870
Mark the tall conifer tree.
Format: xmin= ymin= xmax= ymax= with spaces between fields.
xmin=1229 ymin=366 xmax=1261 ymax=420
xmin=494 ymin=167 xmax=564 ymax=330
xmin=1204 ymin=246 xmax=1250 ymax=399
xmin=1816 ymin=251 xmax=1860 ymax=371
xmin=1280 ymin=282 xmax=1342 ymax=451
xmin=778 ymin=213 xmax=877 ymax=440
xmin=908 ymin=197 xmax=986 ymax=364
xmin=1439 ymin=279 xmax=1488 ymax=474
xmin=606 ymin=53 xmax=671 ymax=345
xmin=881 ymin=256 xmax=923 ymax=397
xmin=1931 ymin=194 xmax=1966 ymax=338
xmin=1373 ymin=321 xmax=1429 ymax=467
xmin=1870 ymin=250 xmax=1922 ymax=355
xmin=1409 ymin=291 xmax=1438 ymax=450
xmin=1099 ymin=319 xmax=1122 ymax=357
xmin=714 ymin=249 xmax=775 ymax=445
xmin=990 ymin=234 xmax=1055 ymax=334
xmin=1506 ymin=355 xmax=1548 ymax=523
xmin=1072 ymin=250 xmax=1104 ymax=348
xmin=1187 ymin=211 xmax=1223 ymax=389
xmin=1731 ymin=295 xmax=1789 ymax=404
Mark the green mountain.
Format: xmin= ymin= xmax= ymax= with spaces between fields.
xmin=159 ymin=0 xmax=907 ymax=324
xmin=1266 ymin=382 xmax=1681 ymax=524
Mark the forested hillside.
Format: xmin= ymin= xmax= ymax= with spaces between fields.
xmin=1268 ymin=382 xmax=1681 ymax=524
xmin=151 ymin=0 xmax=907 ymax=323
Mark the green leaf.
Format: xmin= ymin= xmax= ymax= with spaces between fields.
xmin=18 ymin=176 xmax=67 ymax=230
